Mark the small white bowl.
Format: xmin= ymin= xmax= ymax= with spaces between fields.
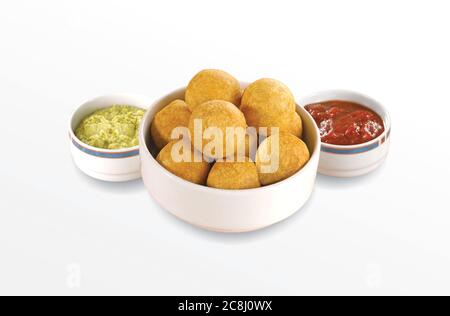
xmin=298 ymin=90 xmax=391 ymax=178
xmin=139 ymin=87 xmax=321 ymax=233
xmin=69 ymin=94 xmax=151 ymax=182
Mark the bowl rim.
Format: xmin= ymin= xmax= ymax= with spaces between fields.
xmin=298 ymin=89 xmax=391 ymax=150
xmin=68 ymin=93 xmax=151 ymax=154
xmin=139 ymin=86 xmax=321 ymax=195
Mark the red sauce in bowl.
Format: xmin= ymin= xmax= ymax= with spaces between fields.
xmin=305 ymin=100 xmax=385 ymax=146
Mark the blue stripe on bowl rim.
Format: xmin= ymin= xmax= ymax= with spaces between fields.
xmin=321 ymin=128 xmax=391 ymax=155
xmin=71 ymin=137 xmax=140 ymax=159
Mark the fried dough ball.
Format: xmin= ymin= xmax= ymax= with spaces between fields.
xmin=188 ymin=100 xmax=247 ymax=159
xmin=290 ymin=112 xmax=303 ymax=138
xmin=241 ymin=78 xmax=296 ymax=132
xmin=185 ymin=69 xmax=242 ymax=111
xmin=151 ymin=100 xmax=191 ymax=149
xmin=256 ymin=132 xmax=310 ymax=186
xmin=156 ymin=140 xmax=211 ymax=185
xmin=258 ymin=111 xmax=303 ymax=138
xmin=207 ymin=158 xmax=261 ymax=190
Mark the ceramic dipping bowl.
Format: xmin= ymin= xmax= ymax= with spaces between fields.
xmin=69 ymin=94 xmax=151 ymax=182
xmin=298 ymin=90 xmax=391 ymax=178
xmin=139 ymin=86 xmax=321 ymax=233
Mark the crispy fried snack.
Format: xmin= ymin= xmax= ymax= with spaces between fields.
xmin=157 ymin=140 xmax=211 ymax=185
xmin=241 ymin=78 xmax=296 ymax=133
xmin=185 ymin=69 xmax=242 ymax=111
xmin=188 ymin=100 xmax=248 ymax=159
xmin=207 ymin=158 xmax=261 ymax=190
xmin=256 ymin=132 xmax=310 ymax=186
xmin=258 ymin=111 xmax=303 ymax=138
xmin=151 ymin=100 xmax=191 ymax=149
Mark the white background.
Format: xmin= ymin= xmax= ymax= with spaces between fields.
xmin=1 ymin=0 xmax=449 ymax=296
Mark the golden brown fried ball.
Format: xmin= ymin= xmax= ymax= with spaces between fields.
xmin=257 ymin=111 xmax=303 ymax=138
xmin=290 ymin=112 xmax=303 ymax=138
xmin=156 ymin=140 xmax=211 ymax=185
xmin=185 ymin=69 xmax=242 ymax=111
xmin=207 ymin=158 xmax=261 ymax=190
xmin=241 ymin=78 xmax=296 ymax=132
xmin=256 ymin=132 xmax=310 ymax=186
xmin=188 ymin=100 xmax=247 ymax=159
xmin=151 ymin=100 xmax=191 ymax=149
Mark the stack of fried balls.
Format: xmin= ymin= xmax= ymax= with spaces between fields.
xmin=150 ymin=69 xmax=310 ymax=190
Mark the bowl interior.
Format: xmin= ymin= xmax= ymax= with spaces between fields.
xmin=141 ymin=86 xmax=320 ymax=185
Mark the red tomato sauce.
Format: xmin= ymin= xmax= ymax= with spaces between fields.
xmin=305 ymin=100 xmax=385 ymax=145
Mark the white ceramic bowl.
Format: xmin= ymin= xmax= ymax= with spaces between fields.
xmin=69 ymin=94 xmax=151 ymax=182
xmin=298 ymin=90 xmax=391 ymax=178
xmin=139 ymin=87 xmax=321 ymax=233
